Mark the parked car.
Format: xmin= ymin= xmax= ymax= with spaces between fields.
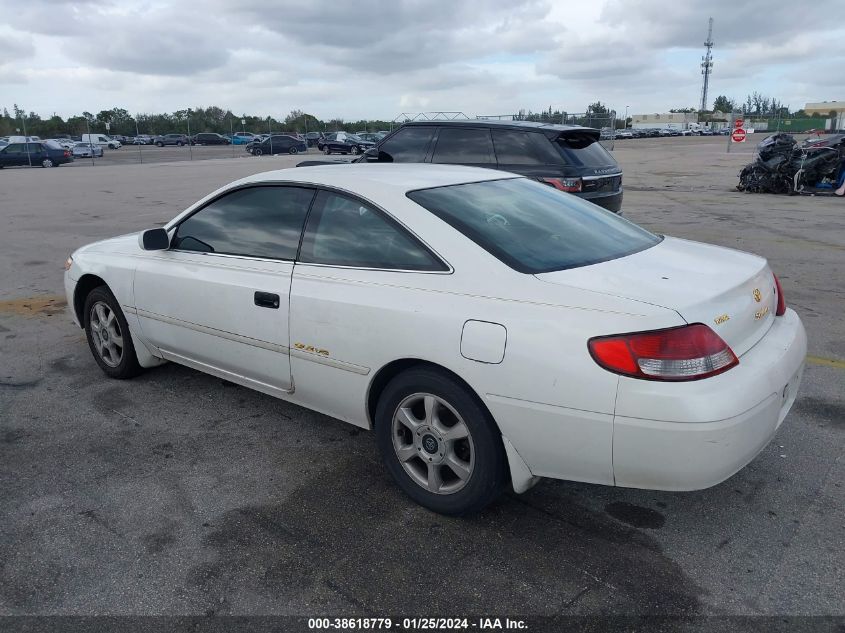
xmin=0 ymin=140 xmax=73 ymax=167
xmin=50 ymin=138 xmax=77 ymax=150
xmin=154 ymin=134 xmax=189 ymax=147
xmin=64 ymin=163 xmax=806 ymax=515
xmin=72 ymin=142 xmax=104 ymax=158
xmin=246 ymin=134 xmax=307 ymax=155
xmin=616 ymin=130 xmax=634 ymax=139
xmin=133 ymin=135 xmax=154 ymax=145
xmin=357 ymin=132 xmax=383 ymax=143
xmin=304 ymin=132 xmax=324 ymax=147
xmin=81 ymin=133 xmax=121 ymax=149
xmin=191 ymin=132 xmax=231 ymax=146
xmin=322 ymin=132 xmax=375 ymax=155
xmin=232 ymin=132 xmax=256 ymax=145
xmin=358 ymin=120 xmax=624 ymax=213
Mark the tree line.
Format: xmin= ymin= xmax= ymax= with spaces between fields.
xmin=0 ymin=105 xmax=398 ymax=138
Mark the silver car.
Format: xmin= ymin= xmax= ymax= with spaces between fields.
xmin=72 ymin=143 xmax=104 ymax=158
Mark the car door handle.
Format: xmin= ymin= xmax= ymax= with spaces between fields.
xmin=254 ymin=291 xmax=280 ymax=309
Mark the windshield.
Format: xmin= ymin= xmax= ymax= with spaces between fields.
xmin=407 ymin=177 xmax=661 ymax=274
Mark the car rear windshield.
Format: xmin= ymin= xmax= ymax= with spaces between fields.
xmin=555 ymin=132 xmax=616 ymax=168
xmin=407 ymin=178 xmax=660 ymax=274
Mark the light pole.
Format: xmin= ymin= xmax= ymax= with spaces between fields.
xmin=134 ymin=117 xmax=142 ymax=163
xmin=624 ymin=105 xmax=630 ymax=129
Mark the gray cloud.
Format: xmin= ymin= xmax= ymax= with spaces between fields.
xmin=0 ymin=0 xmax=842 ymax=119
xmin=0 ymin=32 xmax=34 ymax=61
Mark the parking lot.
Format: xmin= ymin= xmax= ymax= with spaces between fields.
xmin=1 ymin=136 xmax=843 ymax=619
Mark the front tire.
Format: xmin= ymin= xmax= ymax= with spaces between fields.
xmin=253 ymin=148 xmax=263 ymax=156
xmin=324 ymin=146 xmax=331 ymax=155
xmin=375 ymin=367 xmax=507 ymax=515
xmin=83 ymin=286 xmax=142 ymax=379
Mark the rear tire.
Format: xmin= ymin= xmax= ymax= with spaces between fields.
xmin=375 ymin=367 xmax=507 ymax=515
xmin=83 ymin=286 xmax=142 ymax=379
xmin=289 ymin=147 xmax=298 ymax=154
xmin=41 ymin=158 xmax=54 ymax=168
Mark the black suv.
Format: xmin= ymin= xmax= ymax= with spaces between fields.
xmin=361 ymin=120 xmax=623 ymax=212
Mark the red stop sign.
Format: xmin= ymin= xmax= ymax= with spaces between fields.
xmin=732 ymin=128 xmax=747 ymax=143
xmin=734 ymin=118 xmax=745 ymax=128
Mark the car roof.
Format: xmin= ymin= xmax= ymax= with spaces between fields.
xmin=236 ymin=163 xmax=517 ymax=196
xmin=400 ymin=119 xmax=597 ymax=134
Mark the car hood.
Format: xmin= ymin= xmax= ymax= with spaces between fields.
xmin=534 ymin=236 xmax=776 ymax=356
xmin=74 ymin=232 xmax=143 ymax=256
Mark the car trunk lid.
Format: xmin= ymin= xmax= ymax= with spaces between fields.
xmin=535 ymin=236 xmax=777 ymax=356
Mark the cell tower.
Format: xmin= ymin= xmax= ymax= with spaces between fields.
xmin=700 ymin=17 xmax=714 ymax=112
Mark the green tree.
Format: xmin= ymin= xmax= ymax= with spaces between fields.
xmin=712 ymin=95 xmax=736 ymax=113
xmin=586 ymin=101 xmax=608 ymax=115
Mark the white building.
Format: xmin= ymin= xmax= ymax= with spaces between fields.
xmin=631 ymin=112 xmax=699 ymax=130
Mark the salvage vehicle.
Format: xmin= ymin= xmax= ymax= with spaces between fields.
xmin=64 ymin=164 xmax=806 ymax=515
xmin=738 ymin=132 xmax=845 ymax=194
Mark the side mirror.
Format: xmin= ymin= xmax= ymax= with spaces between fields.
xmin=139 ymin=227 xmax=170 ymax=251
xmin=363 ymin=147 xmax=392 ymax=162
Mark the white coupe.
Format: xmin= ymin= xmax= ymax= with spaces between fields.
xmin=64 ymin=164 xmax=806 ymax=515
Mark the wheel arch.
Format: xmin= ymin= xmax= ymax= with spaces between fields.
xmin=366 ymin=358 xmax=500 ymax=435
xmin=366 ymin=358 xmax=538 ymax=494
xmin=73 ymin=273 xmax=108 ymax=327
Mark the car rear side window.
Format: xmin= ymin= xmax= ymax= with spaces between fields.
xmin=432 ymin=128 xmax=495 ymax=164
xmin=173 ymin=186 xmax=315 ymax=260
xmin=492 ymin=130 xmax=561 ymax=165
xmin=407 ymin=178 xmax=660 ymax=274
xmin=555 ymin=132 xmax=616 ymax=168
xmin=299 ymin=190 xmax=446 ymax=271
xmin=377 ymin=126 xmax=434 ymax=162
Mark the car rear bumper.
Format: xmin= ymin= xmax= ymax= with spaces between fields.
xmin=612 ymin=309 xmax=806 ymax=490
xmin=578 ymin=189 xmax=622 ymax=213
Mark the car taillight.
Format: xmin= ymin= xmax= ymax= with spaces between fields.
xmin=588 ymin=324 xmax=738 ymax=381
xmin=64 ymin=150 xmax=69 ymax=157
xmin=542 ymin=177 xmax=582 ymax=192
xmin=773 ymin=274 xmax=786 ymax=316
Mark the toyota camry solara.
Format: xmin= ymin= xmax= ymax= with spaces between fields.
xmin=64 ymin=164 xmax=806 ymax=515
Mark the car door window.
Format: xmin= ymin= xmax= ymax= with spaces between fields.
xmin=432 ymin=128 xmax=495 ymax=164
xmin=172 ymin=186 xmax=315 ymax=260
xmin=492 ymin=130 xmax=560 ymax=165
xmin=298 ymin=191 xmax=446 ymax=271
xmin=378 ymin=126 xmax=434 ymax=162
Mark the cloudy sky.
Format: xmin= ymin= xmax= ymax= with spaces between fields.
xmin=1 ymin=0 xmax=842 ymax=121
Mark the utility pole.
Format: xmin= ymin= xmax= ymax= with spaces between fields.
xmin=700 ymin=18 xmax=714 ymax=113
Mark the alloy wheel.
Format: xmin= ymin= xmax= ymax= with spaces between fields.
xmin=89 ymin=301 xmax=124 ymax=368
xmin=391 ymin=393 xmax=475 ymax=495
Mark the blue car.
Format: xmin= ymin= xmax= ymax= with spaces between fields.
xmin=231 ymin=133 xmax=256 ymax=145
xmin=0 ymin=140 xmax=73 ymax=168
